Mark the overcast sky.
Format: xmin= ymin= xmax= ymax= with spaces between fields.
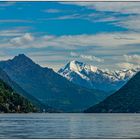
xmin=0 ymin=2 xmax=140 ymax=71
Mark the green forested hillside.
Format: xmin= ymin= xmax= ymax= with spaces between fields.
xmin=0 ymin=79 xmax=37 ymax=113
xmin=0 ymin=68 xmax=56 ymax=112
xmin=85 ymin=72 xmax=140 ymax=113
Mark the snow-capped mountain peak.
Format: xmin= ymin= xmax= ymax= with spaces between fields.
xmin=63 ymin=60 xmax=98 ymax=73
xmin=58 ymin=60 xmax=139 ymax=92
xmin=68 ymin=60 xmax=84 ymax=71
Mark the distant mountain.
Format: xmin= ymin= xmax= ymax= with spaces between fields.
xmin=58 ymin=60 xmax=138 ymax=92
xmin=0 ymin=54 xmax=107 ymax=112
xmin=0 ymin=68 xmax=55 ymax=112
xmin=84 ymin=72 xmax=140 ymax=113
xmin=0 ymin=78 xmax=37 ymax=113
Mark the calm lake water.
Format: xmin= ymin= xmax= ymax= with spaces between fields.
xmin=0 ymin=113 xmax=140 ymax=139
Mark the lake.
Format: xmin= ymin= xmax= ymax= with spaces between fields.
xmin=0 ymin=113 xmax=140 ymax=139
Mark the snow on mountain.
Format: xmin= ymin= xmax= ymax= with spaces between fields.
xmin=58 ymin=60 xmax=139 ymax=92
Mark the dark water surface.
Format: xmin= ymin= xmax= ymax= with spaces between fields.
xmin=0 ymin=113 xmax=140 ymax=139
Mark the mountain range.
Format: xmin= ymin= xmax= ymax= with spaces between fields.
xmin=0 ymin=54 xmax=139 ymax=113
xmin=58 ymin=60 xmax=138 ymax=92
xmin=85 ymin=71 xmax=140 ymax=113
xmin=0 ymin=54 xmax=108 ymax=112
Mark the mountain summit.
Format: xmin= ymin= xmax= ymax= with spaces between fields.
xmin=0 ymin=54 xmax=106 ymax=112
xmin=63 ymin=60 xmax=98 ymax=72
xmin=14 ymin=54 xmax=28 ymax=59
xmin=8 ymin=54 xmax=40 ymax=68
xmin=58 ymin=60 xmax=138 ymax=92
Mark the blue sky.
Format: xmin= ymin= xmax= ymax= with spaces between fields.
xmin=0 ymin=2 xmax=140 ymax=71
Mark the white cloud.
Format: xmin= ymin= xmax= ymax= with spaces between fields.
xmin=0 ymin=29 xmax=24 ymax=37
xmin=1 ymin=31 xmax=140 ymax=71
xmin=124 ymin=54 xmax=140 ymax=64
xmin=55 ymin=33 xmax=140 ymax=49
xmin=1 ymin=32 xmax=140 ymax=50
xmin=87 ymin=3 xmax=140 ymax=31
xmin=70 ymin=52 xmax=104 ymax=62
xmin=10 ymin=33 xmax=34 ymax=46
xmin=91 ymin=2 xmax=140 ymax=15
xmin=46 ymin=33 xmax=140 ymax=49
xmin=63 ymin=2 xmax=140 ymax=14
xmin=61 ymin=2 xmax=140 ymax=31
xmin=116 ymin=54 xmax=140 ymax=70
xmin=116 ymin=17 xmax=140 ymax=31
xmin=80 ymin=54 xmax=104 ymax=62
xmin=117 ymin=62 xmax=140 ymax=69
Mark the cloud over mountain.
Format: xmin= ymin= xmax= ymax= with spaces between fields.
xmin=0 ymin=2 xmax=140 ymax=71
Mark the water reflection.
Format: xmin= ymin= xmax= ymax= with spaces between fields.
xmin=0 ymin=113 xmax=140 ymax=138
